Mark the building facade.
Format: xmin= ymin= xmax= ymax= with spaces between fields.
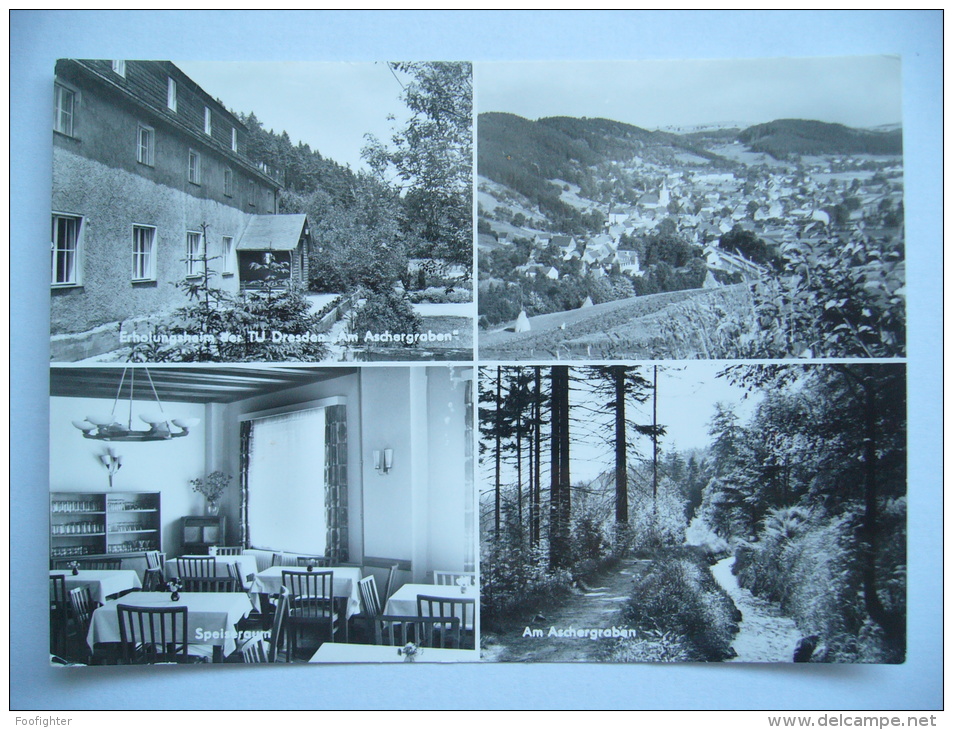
xmin=51 ymin=60 xmax=310 ymax=360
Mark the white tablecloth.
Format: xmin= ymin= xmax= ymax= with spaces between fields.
xmin=249 ymin=566 xmax=363 ymax=619
xmin=309 ymin=642 xmax=478 ymax=663
xmin=164 ymin=555 xmax=259 ymax=588
xmin=50 ymin=570 xmax=142 ymax=604
xmin=385 ymin=583 xmax=477 ymax=629
xmin=87 ymin=591 xmax=254 ymax=659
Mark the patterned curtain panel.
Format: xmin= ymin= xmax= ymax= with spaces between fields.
xmin=324 ymin=404 xmax=348 ymax=562
xmin=239 ymin=420 xmax=251 ymax=548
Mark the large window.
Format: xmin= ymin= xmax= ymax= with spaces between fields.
xmin=188 ymin=149 xmax=201 ymax=185
xmin=132 ymin=225 xmax=156 ymax=281
xmin=51 ymin=214 xmax=82 ymax=285
xmin=245 ymin=407 xmax=327 ymax=555
xmin=136 ymin=123 xmax=154 ymax=166
xmin=186 ymin=231 xmax=203 ymax=277
xmin=53 ymin=83 xmax=75 ymax=136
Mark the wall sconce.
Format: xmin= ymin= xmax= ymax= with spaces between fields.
xmin=373 ymin=448 xmax=394 ymax=475
xmin=98 ymin=447 xmax=123 ymax=488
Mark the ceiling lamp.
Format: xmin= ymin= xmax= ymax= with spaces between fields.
xmin=71 ymin=367 xmax=199 ymax=442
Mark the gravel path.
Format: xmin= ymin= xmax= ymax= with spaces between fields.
xmin=710 ymin=555 xmax=803 ymax=663
xmin=482 ymin=558 xmax=648 ymax=662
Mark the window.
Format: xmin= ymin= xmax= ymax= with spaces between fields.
xmin=188 ymin=149 xmax=201 ymax=184
xmin=248 ymin=180 xmax=257 ymax=207
xmin=53 ymin=83 xmax=75 ymax=136
xmin=204 ymin=106 xmax=211 ymax=135
xmin=131 ymin=225 xmax=156 ymax=281
xmin=231 ymin=127 xmax=238 ymax=152
xmin=136 ymin=123 xmax=154 ymax=166
xmin=111 ymin=60 xmax=126 ymax=77
xmin=221 ymin=236 xmax=234 ymax=275
xmin=186 ymin=231 xmax=203 ymax=277
xmin=223 ymin=168 xmax=233 ymax=197
xmin=51 ymin=214 xmax=82 ymax=285
xmin=167 ymin=77 xmax=177 ymax=111
xmin=245 ymin=407 xmax=327 ymax=555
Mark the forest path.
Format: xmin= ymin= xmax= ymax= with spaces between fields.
xmin=481 ymin=557 xmax=648 ymax=662
xmin=711 ymin=555 xmax=803 ymax=662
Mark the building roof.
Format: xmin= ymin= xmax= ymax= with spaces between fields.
xmin=237 ymin=214 xmax=309 ymax=251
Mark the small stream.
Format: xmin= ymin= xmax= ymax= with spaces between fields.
xmin=711 ymin=555 xmax=803 ymax=662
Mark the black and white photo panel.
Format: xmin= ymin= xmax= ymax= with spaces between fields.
xmin=476 ymin=58 xmax=904 ymax=361
xmin=478 ymin=363 xmax=905 ymax=663
xmin=51 ymin=60 xmax=474 ymax=363
xmin=50 ymin=364 xmax=478 ymax=665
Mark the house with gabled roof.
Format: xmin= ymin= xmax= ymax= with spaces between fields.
xmin=51 ymin=59 xmax=312 ymax=360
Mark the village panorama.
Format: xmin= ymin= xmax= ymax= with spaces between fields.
xmin=477 ymin=115 xmax=905 ymax=361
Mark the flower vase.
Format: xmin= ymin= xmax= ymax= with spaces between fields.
xmin=170 ymin=590 xmax=180 ymax=602
xmin=71 ymin=568 xmax=79 ymax=576
xmin=404 ymin=654 xmax=415 ymax=663
xmin=206 ymin=498 xmax=220 ymax=516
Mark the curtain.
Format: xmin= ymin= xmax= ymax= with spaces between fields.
xmin=239 ymin=420 xmax=251 ymax=548
xmin=245 ymin=408 xmax=326 ymax=555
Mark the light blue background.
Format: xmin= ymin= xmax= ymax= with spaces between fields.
xmin=11 ymin=10 xmax=942 ymax=710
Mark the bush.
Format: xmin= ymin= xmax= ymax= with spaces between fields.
xmin=734 ymin=501 xmax=905 ymax=663
xmin=480 ymin=540 xmax=572 ymax=628
xmin=621 ymin=548 xmax=739 ymax=661
xmin=348 ymin=288 xmax=422 ymax=346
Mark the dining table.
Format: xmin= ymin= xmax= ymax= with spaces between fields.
xmin=249 ymin=565 xmax=363 ymax=643
xmin=49 ymin=569 xmax=142 ymax=604
xmin=308 ymin=642 xmax=479 ymax=663
xmin=164 ymin=554 xmax=259 ymax=588
xmin=384 ymin=583 xmax=478 ymax=629
xmin=87 ymin=590 xmax=254 ymax=662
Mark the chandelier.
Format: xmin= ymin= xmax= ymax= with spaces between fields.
xmin=71 ymin=367 xmax=199 ymax=441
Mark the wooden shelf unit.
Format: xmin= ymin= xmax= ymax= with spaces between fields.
xmin=50 ymin=491 xmax=161 ymax=561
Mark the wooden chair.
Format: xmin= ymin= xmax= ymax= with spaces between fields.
xmin=68 ymin=585 xmax=95 ymax=636
xmin=227 ymin=561 xmax=254 ymax=589
xmin=143 ymin=550 xmax=164 ymax=570
xmin=79 ymin=558 xmax=123 ymax=571
xmin=49 ymin=574 xmax=69 ymax=656
xmin=176 ymin=556 xmax=214 ymax=579
xmin=281 ymin=570 xmax=338 ymax=659
xmin=382 ymin=563 xmax=399 ymax=604
xmin=116 ymin=604 xmax=191 ymax=664
xmin=142 ymin=568 xmax=165 ymax=591
xmin=295 ymin=556 xmax=331 ymax=568
xmin=417 ymin=595 xmax=476 ymax=649
xmin=271 ymin=553 xmax=298 ymax=567
xmin=240 ymin=636 xmax=268 ymax=663
xmin=181 ymin=576 xmax=239 ymax=593
xmin=376 ymin=615 xmax=462 ymax=649
xmin=433 ymin=570 xmax=476 ymax=587
xmin=268 ymin=587 xmax=290 ymax=663
xmin=211 ymin=546 xmax=243 ymax=556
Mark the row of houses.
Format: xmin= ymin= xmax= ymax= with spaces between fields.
xmin=51 ymin=60 xmax=312 ymax=360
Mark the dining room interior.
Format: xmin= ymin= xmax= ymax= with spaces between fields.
xmin=49 ymin=363 xmax=478 ymax=665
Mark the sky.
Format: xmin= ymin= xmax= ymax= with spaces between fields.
xmin=482 ymin=363 xmax=763 ymax=488
xmin=175 ymin=61 xmax=411 ymax=172
xmin=477 ymin=56 xmax=902 ymax=130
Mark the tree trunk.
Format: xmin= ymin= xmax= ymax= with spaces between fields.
xmin=652 ymin=365 xmax=659 ymax=511
xmin=549 ymin=366 xmax=571 ymax=570
xmin=532 ymin=367 xmax=542 ymax=547
xmin=614 ymin=366 xmax=628 ymax=524
xmin=494 ymin=366 xmax=502 ymax=537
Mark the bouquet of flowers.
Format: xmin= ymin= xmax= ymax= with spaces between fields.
xmin=67 ymin=560 xmax=81 ymax=575
xmin=166 ymin=578 xmax=182 ymax=601
xmin=189 ymin=470 xmax=232 ymax=502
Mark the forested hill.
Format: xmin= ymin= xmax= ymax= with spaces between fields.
xmin=478 ymin=112 xmax=723 ymax=191
xmin=737 ymin=119 xmax=903 ymax=158
xmin=238 ymin=111 xmax=360 ymax=209
xmin=478 ymin=112 xmax=727 ymax=233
